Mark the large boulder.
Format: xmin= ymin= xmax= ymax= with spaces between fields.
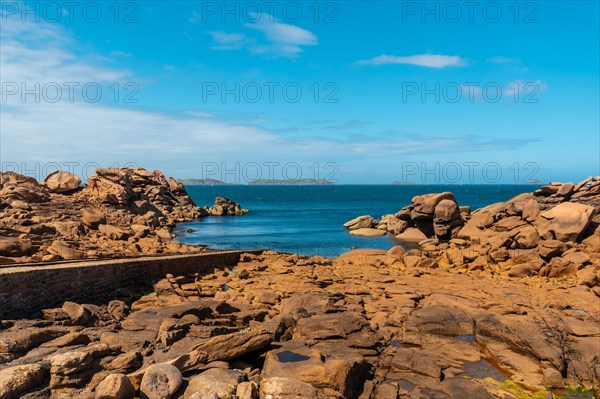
xmin=533 ymin=202 xmax=595 ymax=242
xmin=140 ymin=363 xmax=182 ymax=399
xmin=184 ymin=368 xmax=246 ymax=399
xmin=433 ymin=199 xmax=463 ymax=238
xmin=395 ymin=227 xmax=428 ymax=243
xmin=44 ymin=171 xmax=81 ymax=193
xmin=410 ymin=192 xmax=456 ymax=219
xmin=261 ymin=341 xmax=368 ymax=399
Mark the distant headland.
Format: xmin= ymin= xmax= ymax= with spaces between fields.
xmin=180 ymin=178 xmax=230 ymax=185
xmin=249 ymin=179 xmax=334 ymax=185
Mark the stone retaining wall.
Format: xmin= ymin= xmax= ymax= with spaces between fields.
xmin=0 ymin=250 xmax=260 ymax=319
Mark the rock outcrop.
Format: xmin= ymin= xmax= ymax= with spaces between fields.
xmin=207 ymin=197 xmax=249 ymax=216
xmin=345 ymin=192 xmax=466 ymax=242
xmin=0 ymin=168 xmax=248 ymax=263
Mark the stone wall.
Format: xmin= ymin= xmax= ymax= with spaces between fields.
xmin=0 ymin=250 xmax=260 ymax=319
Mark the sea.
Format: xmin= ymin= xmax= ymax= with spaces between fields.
xmin=177 ymin=185 xmax=541 ymax=257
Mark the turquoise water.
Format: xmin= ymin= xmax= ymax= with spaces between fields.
xmin=177 ymin=185 xmax=540 ymax=257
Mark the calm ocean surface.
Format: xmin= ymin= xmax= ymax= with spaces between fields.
xmin=177 ymin=185 xmax=541 ymax=257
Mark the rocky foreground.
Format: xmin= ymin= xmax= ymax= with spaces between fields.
xmin=1 ymin=248 xmax=599 ymax=399
xmin=0 ymin=168 xmax=247 ymax=263
xmin=0 ymin=175 xmax=599 ymax=399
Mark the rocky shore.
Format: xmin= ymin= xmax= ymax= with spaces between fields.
xmin=0 ymin=168 xmax=247 ymax=263
xmin=1 ymin=175 xmax=599 ymax=399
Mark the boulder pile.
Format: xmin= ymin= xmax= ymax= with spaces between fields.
xmin=344 ymin=192 xmax=467 ymax=240
xmin=207 ymin=197 xmax=249 ymax=216
xmin=344 ymin=177 xmax=600 ymax=283
xmin=0 ymin=168 xmax=248 ymax=263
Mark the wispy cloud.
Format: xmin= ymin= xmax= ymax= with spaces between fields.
xmin=208 ymin=31 xmax=254 ymax=51
xmin=324 ymin=120 xmax=371 ymax=131
xmin=205 ymin=13 xmax=318 ymax=59
xmin=356 ymin=54 xmax=467 ymax=68
xmin=487 ymin=56 xmax=520 ymax=64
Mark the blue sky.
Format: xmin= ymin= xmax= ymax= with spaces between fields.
xmin=1 ymin=0 xmax=599 ymax=183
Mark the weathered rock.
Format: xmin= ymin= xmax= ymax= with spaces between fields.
xmin=260 ymin=377 xmax=318 ymax=399
xmin=262 ymin=342 xmax=368 ymax=399
xmin=514 ymin=225 xmax=540 ymax=249
xmin=44 ymin=171 xmax=81 ymax=193
xmin=184 ymin=368 xmax=245 ymax=399
xmin=0 ymin=364 xmax=48 ymax=399
xmin=349 ymin=228 xmax=386 ymax=237
xmin=556 ymin=182 xmax=574 ymax=197
xmin=395 ymin=227 xmax=427 ymax=243
xmin=343 ymin=215 xmax=378 ymax=230
xmin=411 ymin=192 xmax=456 ymax=218
xmin=208 ymin=197 xmax=248 ymax=216
xmin=294 ymin=312 xmax=368 ymax=340
xmin=522 ymin=199 xmax=540 ymax=222
xmin=190 ymin=330 xmax=272 ymax=362
xmin=99 ymin=224 xmax=131 ymax=241
xmin=82 ymin=208 xmax=106 ymax=229
xmin=140 ymin=363 xmax=182 ymax=399
xmin=534 ymin=202 xmax=594 ymax=242
xmin=0 ymin=237 xmax=33 ymax=257
xmin=94 ymin=373 xmax=135 ymax=399
xmin=62 ymin=301 xmax=93 ymax=325
xmin=47 ymin=240 xmax=85 ymax=260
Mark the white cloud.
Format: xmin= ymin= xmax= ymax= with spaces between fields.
xmin=356 ymin=54 xmax=467 ymax=68
xmin=245 ymin=13 xmax=317 ymax=46
xmin=206 ymin=13 xmax=318 ymax=59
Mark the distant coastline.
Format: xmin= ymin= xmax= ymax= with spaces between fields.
xmin=180 ymin=178 xmax=231 ymax=185
xmin=249 ymin=179 xmax=334 ymax=185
